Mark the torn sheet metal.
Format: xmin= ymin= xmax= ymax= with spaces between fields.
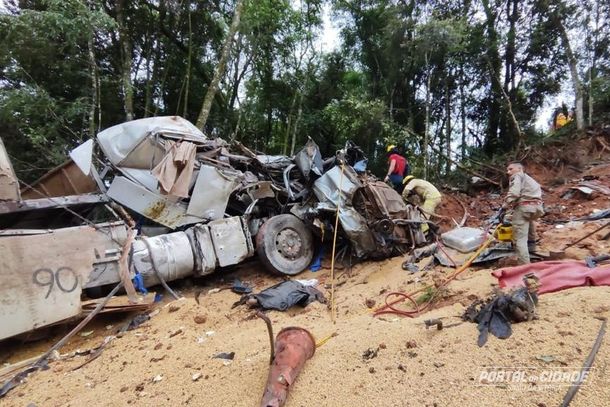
xmin=246 ymin=181 xmax=275 ymax=200
xmin=84 ymin=222 xmax=129 ymax=288
xmin=0 ymin=225 xmax=98 ymax=341
xmin=339 ymin=208 xmax=376 ymax=257
xmin=96 ymin=116 xmax=206 ymax=167
xmin=572 ymin=186 xmax=594 ymax=197
xmin=209 ymin=217 xmax=253 ymax=267
xmin=313 ymin=165 xmax=362 ymax=207
xmin=574 ymin=181 xmax=610 ymax=196
xmin=255 ymin=155 xmax=293 ymax=169
xmin=294 ymin=138 xmax=323 ymax=180
xmin=107 ymin=176 xmax=204 ymax=228
xmin=187 ymin=165 xmax=242 ymax=220
xmin=365 ymin=181 xmax=409 ymax=218
xmin=186 ymin=224 xmax=217 ymax=276
xmin=69 ymin=139 xmax=94 ymax=176
xmin=313 ymin=166 xmax=376 ymax=256
xmin=118 ymin=167 xmax=164 ymax=192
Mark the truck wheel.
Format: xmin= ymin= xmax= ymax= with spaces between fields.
xmin=256 ymin=214 xmax=314 ymax=275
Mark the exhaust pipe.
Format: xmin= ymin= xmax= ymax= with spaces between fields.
xmin=260 ymin=327 xmax=315 ymax=407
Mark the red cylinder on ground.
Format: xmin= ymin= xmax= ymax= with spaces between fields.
xmin=260 ymin=327 xmax=316 ymax=407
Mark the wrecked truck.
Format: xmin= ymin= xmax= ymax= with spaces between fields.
xmin=0 ymin=116 xmax=430 ymax=340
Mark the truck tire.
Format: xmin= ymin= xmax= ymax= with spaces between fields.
xmin=256 ymin=214 xmax=314 ymax=275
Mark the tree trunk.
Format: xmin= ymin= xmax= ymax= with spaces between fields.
xmin=290 ymin=94 xmax=303 ymax=156
xmin=588 ymin=68 xmax=593 ymax=126
xmin=445 ymin=74 xmax=451 ymax=175
xmin=87 ymin=36 xmax=98 ymax=137
xmin=183 ymin=9 xmax=192 ymax=119
xmin=424 ymin=53 xmax=431 ymax=180
xmin=116 ymin=0 xmax=134 ymax=121
xmin=481 ymin=0 xmax=502 ymax=154
xmin=143 ymin=38 xmax=158 ymax=118
xmin=283 ymin=92 xmax=298 ymax=155
xmin=588 ymin=1 xmax=600 ymax=127
xmin=556 ymin=13 xmax=584 ymax=130
xmin=459 ymin=62 xmax=466 ymax=159
xmin=196 ymin=0 xmax=245 ymax=131
xmin=502 ymin=0 xmax=518 ymax=149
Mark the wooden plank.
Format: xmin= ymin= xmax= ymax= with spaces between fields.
xmin=81 ymin=292 xmax=156 ymax=314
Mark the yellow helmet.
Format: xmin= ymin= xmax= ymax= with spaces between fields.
xmin=402 ymin=175 xmax=415 ymax=185
xmin=386 ymin=144 xmax=397 ymax=153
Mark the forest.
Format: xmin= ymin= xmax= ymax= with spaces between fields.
xmin=1 ymin=0 xmax=609 ymax=182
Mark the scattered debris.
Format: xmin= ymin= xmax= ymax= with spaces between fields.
xmin=231 ymin=279 xmax=252 ymax=294
xmin=191 ymin=373 xmax=202 ymax=382
xmin=362 ymin=348 xmax=379 ymax=360
xmin=168 ymin=328 xmax=184 ymax=338
xmin=213 ymin=352 xmax=235 ymax=360
xmin=536 ymin=355 xmax=557 ymax=364
xmin=463 ymin=274 xmax=540 ymax=346
xmin=168 ymin=304 xmax=181 ymax=313
xmin=152 ymin=375 xmax=163 ymax=383
xmin=424 ymin=319 xmax=443 ymax=330
xmin=126 ymin=314 xmax=151 ymax=331
xmin=193 ymin=315 xmax=207 ymax=324
xmin=235 ymin=280 xmax=326 ymax=311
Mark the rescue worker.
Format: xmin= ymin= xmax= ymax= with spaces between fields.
xmin=384 ymin=145 xmax=409 ymax=191
xmin=401 ymin=175 xmax=442 ymax=233
xmin=502 ymin=162 xmax=544 ymax=264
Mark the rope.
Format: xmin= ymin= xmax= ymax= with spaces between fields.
xmin=329 ymin=163 xmax=346 ymax=323
xmin=374 ymin=225 xmax=499 ymax=318
xmin=141 ymin=237 xmax=182 ymax=300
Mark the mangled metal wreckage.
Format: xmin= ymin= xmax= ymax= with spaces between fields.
xmin=0 ymin=116 xmax=429 ymax=340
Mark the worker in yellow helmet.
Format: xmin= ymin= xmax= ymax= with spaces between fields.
xmin=384 ymin=144 xmax=409 ymax=191
xmin=402 ymin=175 xmax=442 ymax=233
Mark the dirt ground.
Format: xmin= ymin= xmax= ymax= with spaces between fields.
xmin=1 ymin=132 xmax=610 ymax=407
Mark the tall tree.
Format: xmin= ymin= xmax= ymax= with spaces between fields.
xmin=196 ymin=0 xmax=245 ymax=130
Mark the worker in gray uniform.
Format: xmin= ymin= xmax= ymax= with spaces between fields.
xmin=502 ymin=162 xmax=544 ymax=264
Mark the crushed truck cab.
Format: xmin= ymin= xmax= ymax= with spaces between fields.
xmin=0 ymin=116 xmax=434 ymax=340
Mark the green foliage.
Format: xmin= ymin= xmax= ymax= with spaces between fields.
xmin=1 ymin=0 xmax=609 ymax=186
xmin=0 ymin=0 xmax=115 ymax=180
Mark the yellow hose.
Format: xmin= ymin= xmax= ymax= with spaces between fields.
xmin=329 ymin=163 xmax=346 ymax=323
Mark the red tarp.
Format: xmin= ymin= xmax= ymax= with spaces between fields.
xmin=492 ymin=260 xmax=610 ymax=294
